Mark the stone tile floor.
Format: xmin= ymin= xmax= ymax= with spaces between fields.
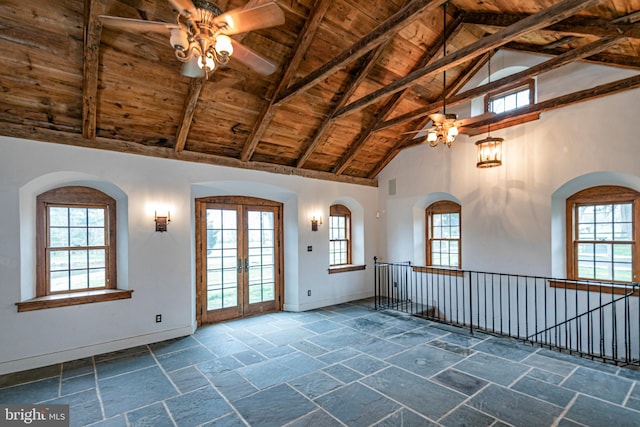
xmin=1 ymin=301 xmax=639 ymax=426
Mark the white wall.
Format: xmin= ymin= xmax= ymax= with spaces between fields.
xmin=378 ymin=51 xmax=640 ymax=278
xmin=0 ymin=137 xmax=378 ymax=374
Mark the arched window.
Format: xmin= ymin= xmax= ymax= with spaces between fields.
xmin=17 ymin=186 xmax=131 ymax=312
xmin=426 ymin=201 xmax=461 ymax=268
xmin=329 ymin=204 xmax=351 ymax=266
xmin=566 ymin=186 xmax=640 ymax=282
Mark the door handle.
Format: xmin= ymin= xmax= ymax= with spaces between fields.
xmin=245 ymin=257 xmax=249 ymax=272
xmin=238 ymin=258 xmax=243 ymax=273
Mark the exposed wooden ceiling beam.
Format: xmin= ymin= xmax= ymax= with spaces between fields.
xmin=296 ymin=40 xmax=391 ymax=168
xmin=0 ymin=123 xmax=377 ymax=187
xmin=543 ymin=36 xmax=582 ymax=50
xmin=337 ymin=0 xmax=604 ymax=118
xmin=332 ymin=13 xmax=466 ymax=176
xmin=273 ymin=0 xmax=446 ymax=106
xmin=504 ymin=42 xmax=640 ymax=69
xmin=458 ymin=74 xmax=640 ymax=133
xmin=611 ymin=10 xmax=640 ymax=24
xmin=367 ymin=116 xmax=432 ymax=179
xmin=82 ymin=0 xmax=106 ymax=140
xmin=174 ymin=78 xmax=205 ymax=152
xmin=239 ymin=0 xmax=332 ymax=162
xmin=370 ymin=73 xmax=640 ymax=177
xmin=462 ymin=12 xmax=640 ymax=39
xmin=365 ymin=53 xmax=491 ymax=178
xmin=376 ymin=36 xmax=621 ymax=131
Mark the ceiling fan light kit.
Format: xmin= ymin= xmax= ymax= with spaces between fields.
xmin=100 ymin=0 xmax=285 ymax=78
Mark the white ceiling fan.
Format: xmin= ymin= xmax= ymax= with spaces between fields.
xmin=100 ymin=0 xmax=285 ymax=78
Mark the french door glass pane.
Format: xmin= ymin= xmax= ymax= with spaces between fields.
xmin=206 ymin=208 xmax=238 ymax=310
xmin=247 ymin=210 xmax=275 ymax=304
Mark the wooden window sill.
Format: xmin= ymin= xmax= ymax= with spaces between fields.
xmin=412 ymin=266 xmax=464 ymax=277
xmin=16 ymin=289 xmax=133 ymax=312
xmin=328 ymin=264 xmax=366 ymax=274
xmin=549 ymin=280 xmax=638 ymax=296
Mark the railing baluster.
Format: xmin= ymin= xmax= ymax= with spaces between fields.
xmin=372 ymin=260 xmax=638 ymax=368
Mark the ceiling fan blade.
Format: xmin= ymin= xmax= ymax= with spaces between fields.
xmin=214 ymin=2 xmax=285 ymax=35
xmin=230 ymin=39 xmax=278 ymax=76
xmin=100 ymin=15 xmax=179 ymax=33
xmin=167 ymin=0 xmax=198 ymax=18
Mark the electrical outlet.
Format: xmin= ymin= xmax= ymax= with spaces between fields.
xmin=307 ymin=290 xmax=311 ymax=296
xmin=307 ymin=246 xmax=312 ymax=252
xmin=155 ymin=314 xmax=162 ymax=323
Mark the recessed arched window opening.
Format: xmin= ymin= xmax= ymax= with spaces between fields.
xmin=566 ymin=185 xmax=640 ymax=283
xmin=36 ymin=186 xmax=117 ymax=296
xmin=426 ymin=201 xmax=461 ymax=268
xmin=329 ymin=204 xmax=351 ymax=266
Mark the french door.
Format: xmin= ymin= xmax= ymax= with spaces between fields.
xmin=196 ymin=196 xmax=283 ymax=324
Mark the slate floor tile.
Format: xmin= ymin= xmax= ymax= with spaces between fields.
xmin=261 ymin=327 xmax=316 ymax=346
xmin=61 ymin=373 xmax=95 ymax=396
xmin=149 ymin=336 xmax=200 ymax=356
xmin=46 ymin=388 xmax=103 ymax=427
xmin=362 ymin=367 xmax=466 ymax=420
xmin=91 ymin=415 xmax=127 ymax=427
xmin=431 ymin=368 xmax=488 ymax=396
xmin=290 ymin=340 xmax=328 ymax=357
xmin=468 ymin=384 xmax=563 ymax=427
xmin=202 ymin=413 xmax=248 ymax=427
xmin=526 ymin=368 xmax=565 ymax=385
xmin=439 ymin=404 xmax=496 ymax=427
xmin=307 ymin=328 xmax=369 ymax=351
xmin=197 ymin=356 xmax=243 ymax=379
xmin=0 ymin=377 xmax=60 ymax=404
xmin=288 ymin=371 xmax=342 ymax=399
xmin=352 ymin=337 xmax=405 ymax=359
xmin=522 ymin=353 xmax=576 ymax=377
xmin=316 ymin=382 xmax=400 ymax=427
xmin=427 ymin=340 xmax=475 ymax=356
xmin=436 ymin=332 xmax=484 ymax=348
xmin=301 ymin=319 xmax=344 ymax=334
xmin=232 ymin=349 xmax=265 ymax=366
xmin=564 ymin=394 xmax=640 ymax=427
xmin=286 ymin=409 xmax=343 ymax=427
xmin=471 ymin=338 xmax=537 ymax=362
xmin=61 ymin=358 xmax=94 ymax=379
xmin=238 ymin=351 xmax=324 ymax=389
xmin=127 ymin=402 xmax=174 ymax=427
xmin=210 ymin=371 xmax=258 ymax=402
xmin=0 ymin=364 xmax=60 ymax=388
xmin=165 ymin=386 xmax=233 ymax=427
xmin=388 ymin=330 xmax=439 ymax=347
xmin=373 ymin=408 xmax=436 ymax=426
xmin=512 ymin=375 xmax=575 ymax=407
xmin=95 ymin=352 xmax=157 ymax=379
xmin=453 ymin=352 xmax=529 ymax=386
xmin=168 ymin=366 xmax=209 ymax=393
xmin=156 ymin=345 xmax=215 ymax=372
xmin=342 ymin=354 xmax=389 ymax=375
xmin=316 ymin=347 xmax=361 ymax=364
xmin=233 ymin=384 xmax=316 ymax=427
xmin=99 ymin=366 xmax=178 ymax=417
xmin=323 ymin=364 xmax=363 ymax=383
xmin=562 ymin=366 xmax=633 ymax=404
xmin=387 ymin=345 xmax=464 ymax=378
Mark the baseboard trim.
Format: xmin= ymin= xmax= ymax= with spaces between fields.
xmin=0 ymin=325 xmax=195 ymax=375
xmin=284 ymin=291 xmax=373 ymax=312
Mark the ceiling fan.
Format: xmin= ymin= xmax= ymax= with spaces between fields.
xmin=100 ymin=0 xmax=285 ymax=78
xmin=404 ymin=112 xmax=497 ymax=147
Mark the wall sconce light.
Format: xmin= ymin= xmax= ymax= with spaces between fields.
xmin=311 ymin=216 xmax=322 ymax=232
xmin=155 ymin=210 xmax=171 ymax=232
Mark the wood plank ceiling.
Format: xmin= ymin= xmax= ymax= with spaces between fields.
xmin=1 ymin=0 xmax=639 ymax=186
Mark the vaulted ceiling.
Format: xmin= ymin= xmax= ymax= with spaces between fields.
xmin=2 ymin=0 xmax=640 ymax=186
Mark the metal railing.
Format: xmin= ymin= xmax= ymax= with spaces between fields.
xmin=373 ymin=257 xmax=640 ymax=367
